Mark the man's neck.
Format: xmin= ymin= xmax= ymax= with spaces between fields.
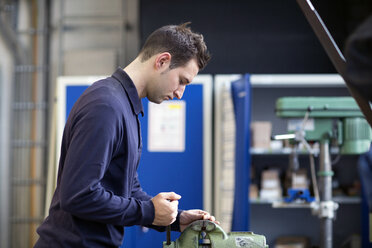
xmin=123 ymin=57 xmax=150 ymax=99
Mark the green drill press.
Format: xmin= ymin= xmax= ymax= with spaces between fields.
xmin=275 ymin=96 xmax=372 ymax=248
xmin=276 ymin=96 xmax=371 ymax=154
xmin=163 ymin=220 xmax=268 ymax=248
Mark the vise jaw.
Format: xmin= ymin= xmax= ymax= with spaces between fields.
xmin=163 ymin=220 xmax=268 ymax=248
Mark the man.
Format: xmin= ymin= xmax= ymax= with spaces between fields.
xmin=35 ymin=22 xmax=217 ymax=247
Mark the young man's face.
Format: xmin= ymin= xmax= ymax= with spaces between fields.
xmin=148 ymin=58 xmax=199 ymax=104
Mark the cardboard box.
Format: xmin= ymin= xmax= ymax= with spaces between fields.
xmin=250 ymin=184 xmax=258 ymax=199
xmin=260 ymin=188 xmax=282 ymax=200
xmin=251 ymin=121 xmax=272 ymax=148
xmin=291 ymin=169 xmax=308 ymax=189
xmin=262 ymin=170 xmax=281 ymax=189
xmin=260 ymin=169 xmax=282 ymax=200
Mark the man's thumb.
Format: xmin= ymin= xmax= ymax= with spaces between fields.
xmin=163 ymin=192 xmax=181 ymax=201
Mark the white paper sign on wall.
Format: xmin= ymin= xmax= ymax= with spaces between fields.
xmin=148 ymin=101 xmax=186 ymax=152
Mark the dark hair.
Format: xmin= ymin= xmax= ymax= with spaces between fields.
xmin=139 ymin=22 xmax=210 ymax=70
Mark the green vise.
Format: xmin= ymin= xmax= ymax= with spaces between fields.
xmin=163 ymin=220 xmax=268 ymax=248
xmin=276 ymin=97 xmax=372 ymax=154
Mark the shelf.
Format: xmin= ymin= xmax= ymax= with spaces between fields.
xmin=250 ymin=196 xmax=361 ymax=205
xmin=333 ymin=196 xmax=361 ymax=204
xmin=250 ymin=74 xmax=346 ymax=88
xmin=250 ymin=147 xmax=341 ymax=155
xmin=272 ymin=201 xmax=313 ymax=208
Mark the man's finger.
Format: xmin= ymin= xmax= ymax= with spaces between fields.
xmin=197 ymin=210 xmax=208 ymax=215
xmin=203 ymin=213 xmax=212 ymax=220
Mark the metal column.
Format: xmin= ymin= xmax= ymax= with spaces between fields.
xmin=319 ymin=141 xmax=333 ymax=248
xmin=0 ymin=41 xmax=13 ymax=248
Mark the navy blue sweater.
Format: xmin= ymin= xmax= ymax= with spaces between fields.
xmin=35 ymin=69 xmax=180 ymax=247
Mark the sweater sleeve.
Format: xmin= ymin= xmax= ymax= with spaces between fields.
xmin=143 ymin=210 xmax=183 ymax=232
xmin=59 ymin=102 xmax=154 ymax=227
xmin=131 ymin=173 xmax=153 ymax=201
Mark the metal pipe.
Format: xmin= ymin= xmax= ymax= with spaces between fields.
xmin=320 ymin=218 xmax=332 ymax=248
xmin=0 ymin=1 xmax=27 ymax=65
xmin=41 ymin=0 xmax=51 ymax=222
xmin=11 ymin=5 xmax=33 ymax=246
xmin=319 ymin=141 xmax=332 ymax=248
xmin=57 ymin=0 xmax=64 ymax=76
xmin=0 ymin=39 xmax=13 ymax=248
xmin=29 ymin=0 xmax=39 ymax=245
xmin=0 ymin=1 xmax=19 ymax=247
xmin=28 ymin=0 xmax=49 ymax=246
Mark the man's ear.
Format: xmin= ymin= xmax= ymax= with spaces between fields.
xmin=155 ymin=52 xmax=171 ymax=70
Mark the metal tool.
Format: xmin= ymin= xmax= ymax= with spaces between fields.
xmin=166 ymin=225 xmax=171 ymax=245
xmin=275 ymin=96 xmax=372 ymax=248
xmin=163 ymin=220 xmax=268 ymax=248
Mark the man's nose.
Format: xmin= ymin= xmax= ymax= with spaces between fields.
xmin=174 ymin=85 xmax=186 ymax=99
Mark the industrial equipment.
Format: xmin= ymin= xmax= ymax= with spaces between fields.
xmin=274 ymin=96 xmax=372 ymax=248
xmin=163 ymin=220 xmax=268 ymax=248
xmin=276 ymin=97 xmax=371 ymax=154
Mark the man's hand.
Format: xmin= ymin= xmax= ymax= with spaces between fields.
xmin=151 ymin=192 xmax=181 ymax=226
xmin=179 ymin=209 xmax=220 ymax=232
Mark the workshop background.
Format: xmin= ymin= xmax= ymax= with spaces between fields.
xmin=0 ymin=0 xmax=371 ymax=248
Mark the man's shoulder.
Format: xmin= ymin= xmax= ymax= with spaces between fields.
xmin=91 ymin=76 xmax=123 ymax=94
xmin=84 ymin=77 xmax=128 ymax=105
xmin=68 ymin=78 xmax=126 ymax=118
